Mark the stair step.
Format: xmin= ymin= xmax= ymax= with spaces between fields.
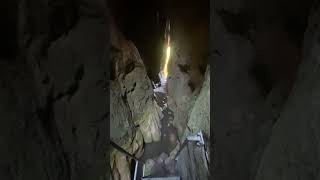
xmin=142 ymin=176 xmax=180 ymax=180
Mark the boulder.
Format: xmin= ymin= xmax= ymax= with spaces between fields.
xmin=144 ymin=159 xmax=156 ymax=177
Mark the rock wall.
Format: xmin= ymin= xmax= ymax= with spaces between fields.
xmin=0 ymin=0 xmax=108 ymax=179
xmin=167 ymin=33 xmax=208 ymax=138
xmin=167 ymin=41 xmax=200 ymax=137
xmin=211 ymin=10 xmax=268 ymax=180
xmin=211 ymin=0 xmax=313 ymax=179
xmin=160 ymin=0 xmax=209 ymax=139
xmin=110 ymin=23 xmax=163 ymax=144
xmin=110 ymin=23 xmax=163 ymax=180
xmin=255 ymin=4 xmax=320 ymax=179
xmin=186 ymin=65 xmax=210 ymax=138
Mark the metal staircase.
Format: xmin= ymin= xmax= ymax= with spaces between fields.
xmin=111 ymin=86 xmax=209 ymax=180
xmin=110 ymin=130 xmax=209 ymax=180
xmin=141 ymin=131 xmax=209 ymax=180
xmin=142 ymin=177 xmax=180 ymax=180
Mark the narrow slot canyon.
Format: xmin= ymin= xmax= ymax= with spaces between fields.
xmin=1 ymin=0 xmax=320 ymax=180
xmin=109 ymin=0 xmax=210 ymax=179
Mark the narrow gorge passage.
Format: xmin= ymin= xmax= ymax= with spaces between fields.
xmin=109 ymin=0 xmax=210 ymax=179
xmin=140 ymin=92 xmax=178 ymax=162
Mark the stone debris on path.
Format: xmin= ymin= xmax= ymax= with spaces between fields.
xmin=140 ymin=91 xmax=180 ymax=177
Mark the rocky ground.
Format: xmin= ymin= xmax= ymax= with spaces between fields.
xmin=141 ymin=92 xmax=179 ymax=177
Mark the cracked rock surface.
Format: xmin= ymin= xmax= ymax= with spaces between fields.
xmin=110 ymin=23 xmax=163 ymax=180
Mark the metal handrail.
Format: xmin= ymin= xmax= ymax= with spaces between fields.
xmin=110 ymin=140 xmax=144 ymax=163
xmin=174 ymin=131 xmax=210 ymax=177
xmin=174 ymin=131 xmax=206 ymax=161
xmin=110 ymin=140 xmax=144 ymax=180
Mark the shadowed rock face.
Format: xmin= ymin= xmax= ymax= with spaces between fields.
xmin=0 ymin=0 xmax=108 ymax=180
xmin=255 ymin=4 xmax=320 ymax=179
xmin=186 ymin=65 xmax=210 ymax=138
xmin=211 ymin=0 xmax=317 ymax=180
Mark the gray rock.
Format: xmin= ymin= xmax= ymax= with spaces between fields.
xmin=110 ymin=23 xmax=162 ymax=144
xmin=210 ymin=1 xmax=316 ymax=180
xmin=187 ymin=66 xmax=210 ymax=138
xmin=157 ymin=153 xmax=169 ymax=164
xmin=255 ymin=5 xmax=320 ymax=180
xmin=144 ymin=159 xmax=156 ymax=177
xmin=166 ymin=41 xmax=205 ymax=137
xmin=110 ymin=24 xmax=163 ymax=179
xmin=110 ymin=81 xmax=133 ymax=145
